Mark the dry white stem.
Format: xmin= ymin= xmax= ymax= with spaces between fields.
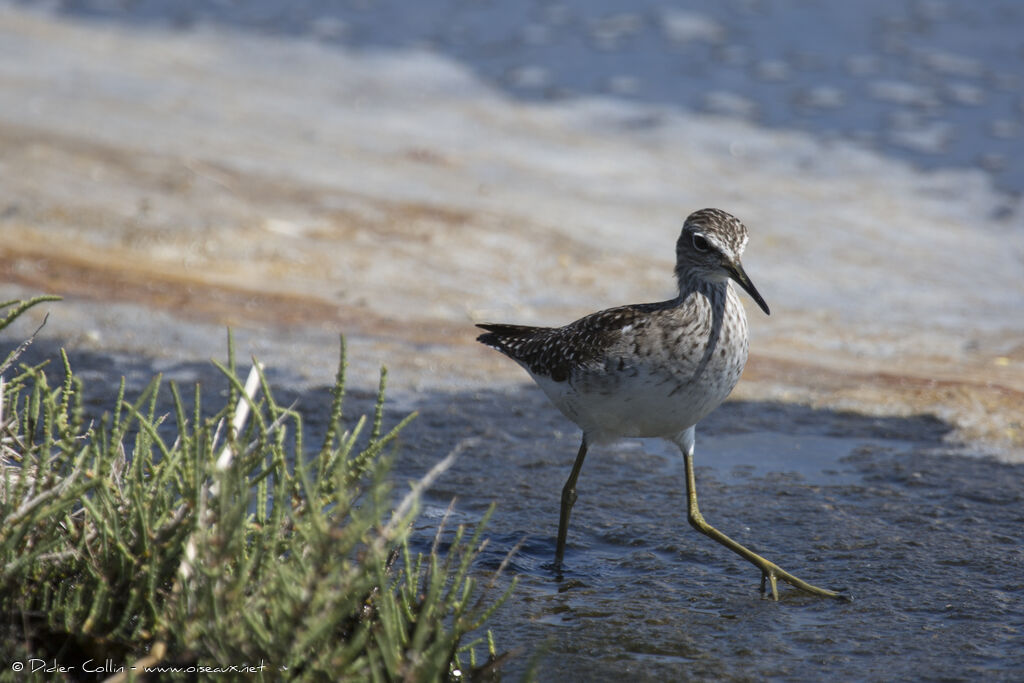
xmin=0 ymin=312 xmax=50 ymax=377
xmin=215 ymin=362 xmax=264 ymax=472
xmin=6 ymin=457 xmax=84 ymax=527
xmin=106 ymin=640 xmax=167 ymax=683
xmin=378 ymin=437 xmax=475 ymax=546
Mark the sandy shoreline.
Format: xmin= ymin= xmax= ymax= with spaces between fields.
xmin=1 ymin=6 xmax=1021 ymax=456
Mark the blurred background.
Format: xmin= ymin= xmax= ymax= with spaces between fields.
xmin=1 ymin=1 xmax=1022 ymax=679
xmin=37 ymin=0 xmax=1024 ymax=193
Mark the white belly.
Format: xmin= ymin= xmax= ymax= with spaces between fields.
xmin=533 ymin=359 xmax=741 ymax=444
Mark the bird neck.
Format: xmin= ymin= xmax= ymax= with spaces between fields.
xmin=676 ymin=271 xmax=729 ymax=308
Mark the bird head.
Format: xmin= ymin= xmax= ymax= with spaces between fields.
xmin=675 ymin=208 xmax=770 ymax=315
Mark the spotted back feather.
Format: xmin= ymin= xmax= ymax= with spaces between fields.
xmin=476 ymin=302 xmax=672 ymax=383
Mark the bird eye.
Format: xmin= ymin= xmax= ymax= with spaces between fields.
xmin=691 ymin=233 xmax=710 ymax=252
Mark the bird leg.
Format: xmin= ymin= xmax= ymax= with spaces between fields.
xmin=683 ymin=451 xmax=847 ymax=601
xmin=555 ymin=439 xmax=589 ymax=572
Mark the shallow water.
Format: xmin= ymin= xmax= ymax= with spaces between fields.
xmin=399 ymin=385 xmax=1024 ymax=680
xmin=16 ymin=340 xmax=1022 ymax=680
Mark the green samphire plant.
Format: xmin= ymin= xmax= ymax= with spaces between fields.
xmin=0 ymin=295 xmax=512 ymax=681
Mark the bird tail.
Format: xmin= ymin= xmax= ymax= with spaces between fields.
xmin=475 ymin=323 xmax=546 ymax=352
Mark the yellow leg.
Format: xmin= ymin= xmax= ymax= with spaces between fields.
xmin=684 ymin=451 xmax=848 ymax=601
xmin=555 ymin=439 xmax=589 ymax=571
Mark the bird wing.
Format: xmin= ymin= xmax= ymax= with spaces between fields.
xmin=476 ymin=304 xmax=660 ymax=383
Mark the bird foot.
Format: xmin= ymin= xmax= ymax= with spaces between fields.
xmin=760 ymin=571 xmax=779 ymax=600
xmin=757 ymin=561 xmax=850 ymax=602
